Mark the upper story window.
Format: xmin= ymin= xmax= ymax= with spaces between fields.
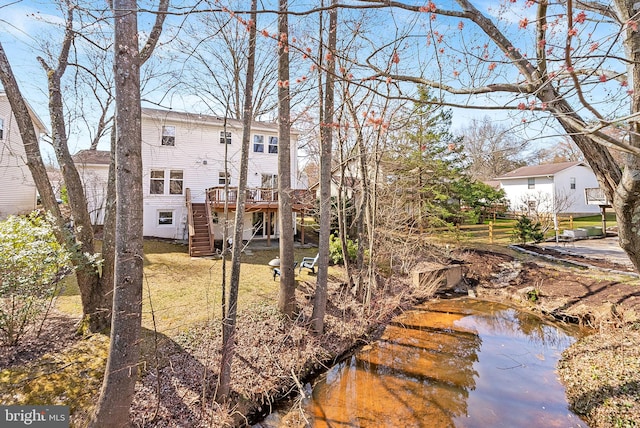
xmin=161 ymin=125 xmax=176 ymax=146
xmin=253 ymin=135 xmax=264 ymax=152
xmin=268 ymin=136 xmax=278 ymax=154
xmin=528 ymin=178 xmax=535 ymax=189
xmin=220 ymin=131 xmax=231 ymax=144
xmin=0 ymin=118 xmax=4 ymax=140
xmin=570 ymin=177 xmax=576 ymax=190
xmin=150 ymin=169 xmax=183 ymax=195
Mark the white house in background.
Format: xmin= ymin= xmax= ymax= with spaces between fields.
xmin=71 ymin=149 xmax=110 ymax=224
xmin=75 ymin=107 xmax=313 ymax=255
xmin=0 ymin=91 xmax=49 ymax=219
xmin=494 ymin=161 xmax=601 ymax=216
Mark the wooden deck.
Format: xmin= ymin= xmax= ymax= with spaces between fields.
xmin=206 ymin=186 xmax=315 ymax=212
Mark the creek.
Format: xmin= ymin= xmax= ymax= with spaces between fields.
xmin=257 ymin=298 xmax=589 ymax=427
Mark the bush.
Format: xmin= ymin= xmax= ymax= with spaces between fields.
xmin=512 ymin=215 xmax=544 ymax=244
xmin=329 ymin=233 xmax=358 ymax=265
xmin=0 ymin=213 xmax=72 ymax=345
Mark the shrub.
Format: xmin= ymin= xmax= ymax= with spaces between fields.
xmin=329 ymin=233 xmax=358 ymax=265
xmin=512 ymin=215 xmax=545 ymax=244
xmin=0 ymin=213 xmax=72 ymax=345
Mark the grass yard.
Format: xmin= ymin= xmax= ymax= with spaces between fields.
xmin=56 ymin=240 xmax=321 ymax=337
xmin=430 ymin=212 xmax=618 ymax=245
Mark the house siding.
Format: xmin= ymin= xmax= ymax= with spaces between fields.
xmin=499 ymin=163 xmax=600 ymax=215
xmin=77 ymin=164 xmax=109 ymax=225
xmin=0 ymin=94 xmax=39 ymax=218
xmin=140 ymin=110 xmax=299 ymax=240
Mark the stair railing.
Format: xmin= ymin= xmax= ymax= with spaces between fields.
xmin=185 ymin=188 xmax=195 ymax=256
xmin=205 ymin=188 xmax=216 ymax=253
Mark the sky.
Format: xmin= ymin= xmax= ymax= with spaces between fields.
xmin=0 ymin=0 xmax=629 ymax=161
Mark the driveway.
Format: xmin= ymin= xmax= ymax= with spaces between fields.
xmin=538 ymin=236 xmax=634 ymax=269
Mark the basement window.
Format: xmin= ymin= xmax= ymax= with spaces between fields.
xmin=158 ymin=210 xmax=174 ymax=225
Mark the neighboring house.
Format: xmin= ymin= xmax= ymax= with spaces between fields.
xmin=494 ymin=161 xmax=600 ymax=216
xmin=72 ymin=149 xmax=110 ymax=225
xmin=0 ymin=91 xmax=49 ymax=219
xmin=75 ymin=107 xmax=313 ymax=256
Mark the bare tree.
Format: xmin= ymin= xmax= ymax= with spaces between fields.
xmin=311 ymin=0 xmax=338 ymax=334
xmin=355 ymin=0 xmax=640 ymax=273
xmin=533 ymin=138 xmax=586 ymax=164
xmin=0 ymin=44 xmax=64 ymax=231
xmin=177 ymin=1 xmax=278 ymax=119
xmin=276 ymin=0 xmax=297 ymax=317
xmin=459 ymin=116 xmax=529 ymax=180
xmin=217 ymin=0 xmax=258 ymax=402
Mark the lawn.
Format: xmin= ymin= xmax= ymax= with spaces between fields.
xmin=426 ymin=212 xmax=618 ymax=246
xmin=56 ymin=240 xmax=320 ymax=336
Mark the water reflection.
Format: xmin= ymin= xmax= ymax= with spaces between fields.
xmin=308 ymin=298 xmax=587 ymax=428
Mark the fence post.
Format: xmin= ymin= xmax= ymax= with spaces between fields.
xmin=570 ymin=215 xmax=574 ymax=230
xmin=489 ymin=221 xmax=494 ymax=244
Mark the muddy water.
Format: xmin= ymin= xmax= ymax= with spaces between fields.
xmin=260 ymin=298 xmax=588 ymax=427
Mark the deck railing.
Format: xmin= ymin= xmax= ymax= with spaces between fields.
xmin=206 ymin=186 xmax=316 ymax=206
xmin=204 ymin=189 xmax=216 ymax=253
xmin=585 ymin=187 xmax=611 ymax=206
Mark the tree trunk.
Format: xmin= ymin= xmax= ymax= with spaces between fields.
xmin=277 ymin=0 xmax=297 ymax=317
xmin=312 ymin=0 xmax=338 ymax=334
xmin=89 ymin=1 xmax=142 ymax=425
xmin=0 ymin=43 xmax=63 ymax=229
xmin=217 ymin=0 xmax=258 ymax=402
xmin=92 ymin=128 xmax=117 ymax=332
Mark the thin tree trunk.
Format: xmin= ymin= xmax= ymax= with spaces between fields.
xmin=93 ymin=127 xmax=117 ymax=332
xmin=277 ymin=0 xmax=297 ymax=317
xmin=0 ymin=43 xmax=63 ymax=230
xmin=216 ymin=0 xmax=258 ymax=402
xmin=89 ymin=1 xmax=142 ymax=425
xmin=312 ymin=0 xmax=337 ymax=334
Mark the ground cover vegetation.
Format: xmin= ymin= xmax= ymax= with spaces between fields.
xmin=0 ymin=0 xmax=639 ymax=425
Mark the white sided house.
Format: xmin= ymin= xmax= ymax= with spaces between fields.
xmin=494 ymin=161 xmax=600 ymax=216
xmin=72 ymin=149 xmax=110 ymax=225
xmin=75 ymin=107 xmax=314 ymax=256
xmin=0 ymin=91 xmax=48 ymax=218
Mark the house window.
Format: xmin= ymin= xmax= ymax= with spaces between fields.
xmin=169 ymin=170 xmax=183 ymax=195
xmin=161 ymin=125 xmax=176 ymax=146
xmin=150 ymin=170 xmax=165 ymax=194
xmin=219 ymin=171 xmax=230 ymax=185
xmin=158 ymin=210 xmax=174 ymax=225
xmin=253 ymin=135 xmax=264 ymax=152
xmin=150 ymin=169 xmax=183 ymax=195
xmin=220 ymin=131 xmax=231 ymax=144
xmin=261 ymin=173 xmax=277 ymax=188
xmin=528 ymin=178 xmax=535 ymax=189
xmin=570 ymin=177 xmax=576 ymax=190
xmin=268 ymin=136 xmax=278 ymax=154
xmin=0 ymin=118 xmax=4 ymax=139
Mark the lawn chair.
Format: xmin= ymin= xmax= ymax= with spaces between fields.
xmin=273 ymin=262 xmax=298 ymax=280
xmin=299 ymin=253 xmax=319 ymax=274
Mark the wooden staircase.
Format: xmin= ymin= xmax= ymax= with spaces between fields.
xmin=189 ymin=202 xmax=215 ymax=257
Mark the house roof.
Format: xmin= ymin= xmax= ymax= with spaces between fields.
xmin=72 ymin=149 xmax=110 ymax=165
xmin=141 ymin=107 xmax=290 ymax=134
xmin=494 ymin=161 xmax=587 ymax=180
xmin=0 ymin=91 xmax=49 ymax=134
